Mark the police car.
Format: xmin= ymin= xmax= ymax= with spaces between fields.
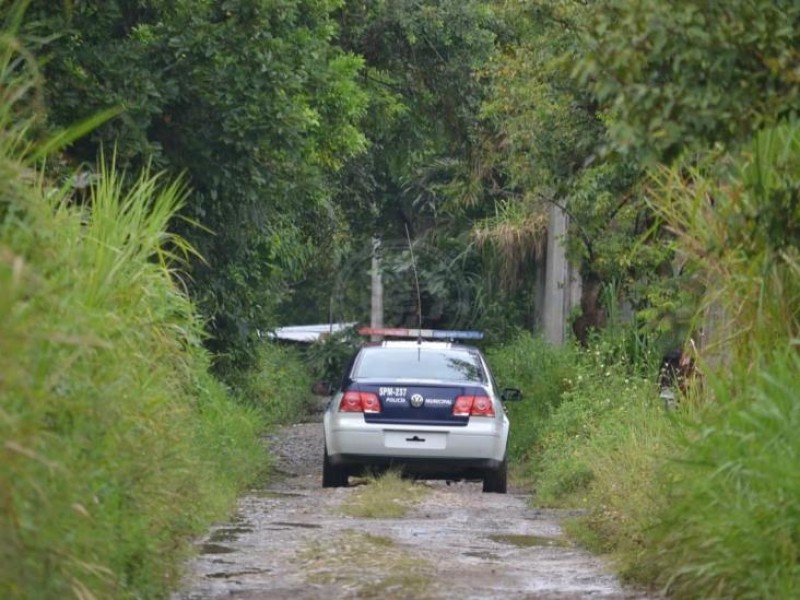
xmin=316 ymin=327 xmax=522 ymax=493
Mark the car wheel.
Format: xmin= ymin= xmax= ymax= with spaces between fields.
xmin=482 ymin=457 xmax=507 ymax=494
xmin=322 ymin=447 xmax=348 ymax=488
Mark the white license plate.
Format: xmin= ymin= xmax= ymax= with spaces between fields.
xmin=383 ymin=430 xmax=447 ymax=450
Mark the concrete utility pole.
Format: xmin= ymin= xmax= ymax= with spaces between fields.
xmin=542 ymin=203 xmax=581 ymax=345
xmin=370 ymin=237 xmax=383 ymax=342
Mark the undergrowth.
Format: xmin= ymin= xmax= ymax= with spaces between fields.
xmin=0 ymin=32 xmax=276 ymax=597
xmin=486 ymin=332 xmax=576 ymax=463
xmin=228 ymin=341 xmax=314 ymax=427
xmin=0 ymin=158 xmax=267 ymax=599
xmin=500 ymin=122 xmax=800 ymax=598
xmin=340 ymin=471 xmax=428 ymax=519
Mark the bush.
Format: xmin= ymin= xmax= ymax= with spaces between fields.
xmin=637 ymin=349 xmax=800 ymax=598
xmin=303 ymin=326 xmax=361 ymax=384
xmin=531 ymin=350 xmax=661 ymax=509
xmin=0 ymin=145 xmax=264 ymax=597
xmin=486 ymin=332 xmax=577 ymax=462
xmin=497 ymin=330 xmax=677 ymax=582
xmin=231 ymin=341 xmax=315 ymax=426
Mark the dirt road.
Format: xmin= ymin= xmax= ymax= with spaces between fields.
xmin=173 ymin=421 xmax=647 ymax=599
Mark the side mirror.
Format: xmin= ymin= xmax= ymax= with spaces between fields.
xmin=501 ymin=387 xmax=523 ymax=402
xmin=311 ymin=381 xmax=334 ymax=396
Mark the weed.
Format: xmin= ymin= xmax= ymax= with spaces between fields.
xmin=486 ymin=332 xmax=577 ymax=462
xmin=0 ymin=33 xmax=266 ymax=597
xmin=229 ymin=341 xmax=315 ymax=426
xmin=340 ymin=471 xmax=427 ymax=519
xmin=299 ymin=531 xmax=434 ymax=600
xmin=301 ymin=530 xmax=435 ymax=598
xmin=636 ymin=350 xmax=800 ymax=597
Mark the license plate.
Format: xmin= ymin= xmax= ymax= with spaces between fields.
xmin=383 ymin=430 xmax=447 ymax=450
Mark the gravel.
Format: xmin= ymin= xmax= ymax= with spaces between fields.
xmin=173 ymin=418 xmax=650 ymax=599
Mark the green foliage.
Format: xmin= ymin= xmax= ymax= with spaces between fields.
xmin=304 ymin=326 xmax=361 ymax=384
xmin=637 ymin=349 xmax=800 ymax=598
xmin=477 ymin=1 xmax=682 ymax=340
xmin=481 ymin=1 xmax=604 ymax=194
xmin=0 ymin=35 xmax=264 ymax=596
xmin=651 ymin=121 xmax=800 ymax=370
xmin=526 ymin=123 xmax=800 ymax=594
xmin=229 ymin=341 xmax=316 ymax=426
xmin=528 ymin=344 xmax=657 ymax=507
xmin=596 ymin=121 xmax=800 ymax=595
xmin=486 ymin=332 xmax=577 ymax=461
xmin=577 ymin=0 xmax=800 ymax=162
xmin=0 ymin=161 xmax=264 ymax=598
xmin=18 ymin=0 xmax=370 ymax=369
xmin=313 ymin=0 xmax=510 ymax=333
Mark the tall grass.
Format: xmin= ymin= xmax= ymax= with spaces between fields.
xmin=0 ymin=26 xmax=265 ymax=598
xmin=652 ymin=123 xmax=800 ymax=376
xmin=504 ymin=124 xmax=800 ymax=598
xmin=0 ymin=160 xmax=265 ymax=599
xmin=623 ymin=122 xmax=800 ymax=596
xmin=229 ymin=340 xmax=314 ymax=426
xmin=486 ymin=332 xmax=576 ymax=462
xmin=531 ymin=357 xmax=658 ymax=509
xmin=639 ymin=349 xmax=800 ymax=598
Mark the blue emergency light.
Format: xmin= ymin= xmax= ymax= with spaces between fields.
xmin=358 ymin=326 xmax=484 ymax=340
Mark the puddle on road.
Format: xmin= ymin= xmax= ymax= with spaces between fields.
xmin=199 ymin=543 xmax=237 ymax=555
xmin=488 ymin=533 xmax=572 ymax=548
xmin=247 ymin=489 xmax=307 ymax=498
xmin=207 ymin=527 xmax=253 ymax=543
xmin=206 ymin=569 xmax=270 ymax=579
xmin=271 ymin=521 xmax=322 ymax=529
xmin=462 ymin=550 xmax=500 ymax=560
xmin=176 ymin=423 xmax=645 ymax=600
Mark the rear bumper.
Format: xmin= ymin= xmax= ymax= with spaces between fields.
xmin=328 ymin=454 xmax=503 ymax=479
xmin=324 ymin=412 xmax=508 ymax=476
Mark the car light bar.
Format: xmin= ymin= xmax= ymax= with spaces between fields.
xmin=358 ymin=326 xmax=484 ymax=340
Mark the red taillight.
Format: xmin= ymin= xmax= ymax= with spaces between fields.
xmin=339 ymin=391 xmax=381 ymax=414
xmin=453 ymin=395 xmax=495 ymax=417
xmin=361 ymin=393 xmax=381 ymax=413
xmin=453 ymin=396 xmax=473 ymax=416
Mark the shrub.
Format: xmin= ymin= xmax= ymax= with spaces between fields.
xmin=486 ymin=332 xmax=577 ymax=462
xmin=531 ymin=351 xmax=660 ymax=509
xmin=0 ymin=156 xmax=266 ymax=599
xmin=636 ymin=349 xmax=800 ymax=598
xmin=230 ymin=341 xmax=315 ymax=426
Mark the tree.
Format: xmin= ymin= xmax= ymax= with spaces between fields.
xmin=478 ymin=1 xmax=666 ymax=343
xmin=288 ymin=0 xmax=509 ymax=333
xmin=20 ymin=0 xmax=369 ymax=370
xmin=576 ymin=0 xmax=800 ymax=162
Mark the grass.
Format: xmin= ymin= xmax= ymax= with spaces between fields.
xmin=0 ymin=156 xmax=267 ymax=599
xmin=340 ymin=471 xmax=428 ymax=519
xmin=486 ymin=332 xmax=674 ymax=568
xmin=486 ymin=332 xmax=576 ymax=463
xmin=497 ymin=123 xmax=800 ymax=598
xmin=0 ymin=34 xmax=271 ymax=597
xmin=229 ymin=341 xmax=315 ymax=427
xmin=300 ymin=530 xmax=435 ymax=598
xmin=633 ymin=350 xmax=800 ymax=598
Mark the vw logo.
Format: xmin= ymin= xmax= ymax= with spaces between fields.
xmin=410 ymin=394 xmax=424 ymax=408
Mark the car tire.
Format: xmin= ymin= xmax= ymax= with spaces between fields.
xmin=482 ymin=457 xmax=507 ymax=494
xmin=322 ymin=447 xmax=348 ymax=488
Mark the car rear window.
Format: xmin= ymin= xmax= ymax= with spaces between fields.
xmin=352 ymin=347 xmax=486 ymax=382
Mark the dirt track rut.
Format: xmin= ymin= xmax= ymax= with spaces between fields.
xmin=173 ymin=421 xmax=647 ymax=599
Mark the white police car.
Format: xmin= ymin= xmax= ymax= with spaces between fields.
xmin=316 ymin=328 xmax=522 ymax=493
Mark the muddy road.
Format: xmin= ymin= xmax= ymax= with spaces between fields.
xmin=174 ymin=421 xmax=647 ymax=599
